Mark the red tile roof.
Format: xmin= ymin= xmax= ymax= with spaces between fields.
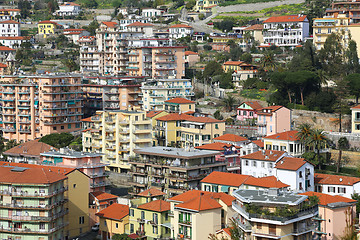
xmin=200 ymin=171 xmax=250 ymax=187
xmin=38 ymin=20 xmax=59 ymax=25
xmin=0 ymin=63 xmax=7 ymax=68
xmin=315 ymin=173 xmax=360 ymax=186
xmin=137 ymin=188 xmax=166 ymax=197
xmin=185 ymin=51 xmax=199 ymax=55
xmin=244 ymin=176 xmax=289 ymax=188
xmin=61 ymin=2 xmax=80 ymax=6
xmin=300 ymin=191 xmax=356 ymax=206
xmin=81 ymin=117 xmax=92 ymax=122
xmin=0 ymin=46 xmax=14 ymax=51
xmin=138 ymin=199 xmax=170 ymax=212
xmin=0 ymin=9 xmax=20 ymax=12
xmin=96 ymin=203 xmax=129 ymax=220
xmin=0 ymin=161 xmax=75 ymax=176
xmin=257 ymin=105 xmax=284 ymax=114
xmin=0 ymin=165 xmax=67 ymax=184
xmin=102 ymin=21 xmax=117 ymax=28
xmin=91 ymin=191 xmax=118 ymax=201
xmin=64 ymin=28 xmax=86 ymax=32
xmin=244 ymin=24 xmax=263 ymax=30
xmin=263 ymin=15 xmax=308 ymax=23
xmin=275 ymin=157 xmax=310 ymax=171
xmin=241 ymin=150 xmax=286 ymax=162
xmin=264 ymin=130 xmax=300 ymax=141
xmin=223 ymin=61 xmax=244 ymax=66
xmin=157 ymin=113 xmax=193 ymax=121
xmin=216 ymin=228 xmax=232 ymax=236
xmin=195 ymin=142 xmax=240 ymax=151
xmin=351 ymin=104 xmax=360 ymax=109
xmin=237 ymin=101 xmax=262 ymax=110
xmin=0 ymin=20 xmax=19 ymax=24
xmin=0 ymin=36 xmax=27 ymax=40
xmin=127 ymin=22 xmax=154 ymax=27
xmin=187 ymin=116 xmax=224 ymax=123
xmin=169 ymin=24 xmax=193 ymax=28
xmin=252 ymin=140 xmax=264 ymax=148
xmin=3 ymin=139 xmax=57 ymax=158
xmin=214 ymin=134 xmax=248 ymax=142
xmin=164 ymin=97 xmax=195 ymax=104
xmin=146 ymin=110 xmax=164 ymax=118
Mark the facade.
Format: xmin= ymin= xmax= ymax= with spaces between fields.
xmin=63 ymin=28 xmax=89 ymax=44
xmin=0 ymin=9 xmax=20 ymax=21
xmin=0 ymin=20 xmax=20 ymax=37
xmin=263 ymin=130 xmax=304 ymax=157
xmin=351 ymin=104 xmax=360 ymax=133
xmin=141 ymin=8 xmax=163 ymax=18
xmin=168 ymin=24 xmax=194 ymax=39
xmin=213 ymin=133 xmax=248 ymax=146
xmin=193 ymin=0 xmax=219 ymax=12
xmin=314 ymin=173 xmax=360 ymax=198
xmin=232 ymin=188 xmax=318 ymax=240
xmin=243 ymin=24 xmax=263 ymax=44
xmin=38 ymin=21 xmax=60 ymax=38
xmin=56 ymin=2 xmax=81 ymax=16
xmin=231 ymin=65 xmax=257 ymax=89
xmin=141 ymin=79 xmax=194 ymax=111
xmin=164 ymin=98 xmax=195 ymax=113
xmin=236 ymin=101 xmax=262 ymax=122
xmin=83 ymin=110 xmax=152 ymax=173
xmin=0 ymin=46 xmax=15 ymax=62
xmin=96 ymin=203 xmax=129 ymax=239
xmin=263 ymin=15 xmax=309 ymax=47
xmin=184 ymin=51 xmax=200 ymax=67
xmin=129 ymin=146 xmax=226 ymax=196
xmin=0 ymin=36 xmax=27 ymax=48
xmin=169 ymin=190 xmax=235 ymax=240
xmin=0 ymin=75 xmax=83 ymax=142
xmin=89 ymin=191 xmax=119 ymax=226
xmin=146 ymin=110 xmax=169 ymax=146
xmin=325 ymin=0 xmax=360 ymax=24
xmin=257 ymin=105 xmax=291 ymax=136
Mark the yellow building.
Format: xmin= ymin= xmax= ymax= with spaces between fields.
xmin=38 ymin=20 xmax=60 ymax=38
xmin=129 ymin=199 xmax=171 ymax=239
xmin=169 ymin=190 xmax=235 ymax=240
xmin=96 ymin=203 xmax=130 ymax=239
xmin=146 ymin=111 xmax=169 ymax=146
xmin=83 ymin=110 xmax=152 ymax=173
xmin=351 ymin=104 xmax=360 ymax=133
xmin=133 ymin=188 xmax=166 ymax=205
xmin=193 ymin=0 xmax=219 ymax=12
xmin=164 ymin=98 xmax=196 ymax=113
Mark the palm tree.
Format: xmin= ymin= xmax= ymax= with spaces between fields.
xmin=260 ymin=51 xmax=277 ymax=72
xmin=296 ymin=123 xmax=312 ymax=152
xmin=306 ymin=128 xmax=329 ymax=170
xmin=223 ymin=95 xmax=235 ymax=112
xmin=337 ymin=137 xmax=349 ymax=173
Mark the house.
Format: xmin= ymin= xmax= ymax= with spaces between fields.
xmin=96 ymin=203 xmax=129 ymax=239
xmin=38 ymin=20 xmax=61 ymax=38
xmin=3 ymin=139 xmax=57 ymax=164
xmin=56 ymin=2 xmax=81 ymax=16
xmin=63 ymin=28 xmax=89 ymax=44
xmin=232 ymin=189 xmax=317 ymax=240
xmin=215 ymin=228 xmax=232 ymax=239
xmin=213 ymin=133 xmax=248 ymax=146
xmin=222 ymin=61 xmax=246 ymax=73
xmin=126 ymin=22 xmax=154 ymax=36
xmin=351 ymin=104 xmax=360 ymax=133
xmin=141 ymin=8 xmax=163 ymax=18
xmin=0 ymin=45 xmax=15 ymax=62
xmin=210 ymin=36 xmax=240 ymax=52
xmin=129 ymin=199 xmax=171 ymax=238
xmin=0 ymin=20 xmax=20 ymax=37
xmin=231 ymin=63 xmax=257 ymax=89
xmin=201 ymin=171 xmax=289 ymax=195
xmin=169 ymin=190 xmax=235 ymax=240
xmin=185 ymin=51 xmax=200 ymax=67
xmin=0 ymin=62 xmax=8 ymax=74
xmin=314 ymin=173 xmax=360 ymax=198
xmin=300 ymin=191 xmax=357 ymax=240
xmin=263 ymin=15 xmax=310 ymax=47
xmin=0 ymin=9 xmax=20 ymax=21
xmin=164 ymin=97 xmax=196 ymax=113
xmin=193 ymin=0 xmax=219 ymax=12
xmin=168 ymin=24 xmax=194 ymax=39
xmin=135 ymin=188 xmax=166 ymax=204
xmin=263 ymin=130 xmax=304 ymax=157
xmin=89 ymin=191 xmax=119 ymax=225
xmin=0 ymin=36 xmax=27 ymax=48
xmin=257 ymin=105 xmax=291 ymax=136
xmin=243 ymin=24 xmax=263 ymax=44
xmin=236 ymin=101 xmax=262 ymax=122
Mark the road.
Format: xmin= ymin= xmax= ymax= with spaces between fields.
xmin=188 ymin=0 xmax=306 ymax=33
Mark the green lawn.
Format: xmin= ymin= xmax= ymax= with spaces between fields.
xmin=219 ymin=0 xmax=284 ymax=7
xmin=217 ymin=3 xmax=306 ymax=15
xmin=240 ymin=89 xmax=274 ymax=101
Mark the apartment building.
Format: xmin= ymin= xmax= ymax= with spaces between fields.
xmin=141 ymin=78 xmax=194 ymax=111
xmin=55 ymin=2 xmax=81 ymax=16
xmin=264 ymin=130 xmax=304 ymax=157
xmin=0 ymin=165 xmax=68 ymax=240
xmin=0 ymin=75 xmax=83 ymax=142
xmin=168 ymin=24 xmax=193 ymax=39
xmin=129 ymin=146 xmax=226 ymax=196
xmin=257 ymin=105 xmax=291 ymax=136
xmin=83 ymin=110 xmax=152 ymax=173
xmin=78 ymin=36 xmax=100 ymax=73
xmin=40 ymin=148 xmax=107 ymax=192
xmin=325 ymin=0 xmax=360 ymax=24
xmin=263 ymin=15 xmax=309 ymax=47
xmin=0 ymin=20 xmax=20 ymax=37
xmin=351 ymin=104 xmax=360 ymax=133
xmin=169 ymin=190 xmax=235 ymax=240
xmin=232 ymin=188 xmax=318 ymax=240
xmin=164 ymin=98 xmax=195 ymax=113
xmin=0 ymin=9 xmax=20 ymax=21
xmin=236 ymin=101 xmax=263 ymax=122
xmin=314 ymin=173 xmax=360 ymax=198
xmin=0 ymin=36 xmax=28 ymax=48
xmin=0 ymin=161 xmax=91 ymax=238
xmin=96 ymin=203 xmax=129 ymax=239
xmin=82 ymin=76 xmax=143 ymax=117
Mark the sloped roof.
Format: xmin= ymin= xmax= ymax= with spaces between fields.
xmin=91 ymin=191 xmax=118 ymax=201
xmin=96 ymin=203 xmax=129 ymax=220
xmin=275 ymin=157 xmax=310 ymax=171
xmin=102 ymin=21 xmax=117 ymax=28
xmin=0 ymin=63 xmax=7 ymax=68
xmin=244 ymin=24 xmax=263 ymax=30
xmin=238 ymin=101 xmax=262 ymax=110
xmin=243 ymin=176 xmax=289 ymax=188
xmin=200 ymin=171 xmax=250 ymax=187
xmin=263 ymin=15 xmax=308 ymax=23
xmin=156 ymin=113 xmax=193 ymax=121
xmin=38 ymin=20 xmax=59 ymax=25
xmin=252 ymin=140 xmax=264 ymax=148
xmin=185 ymin=51 xmax=199 ymax=55
xmin=81 ymin=117 xmax=92 ymax=122
xmin=146 ymin=110 xmax=164 ymax=118
xmin=214 ymin=133 xmax=248 ymax=142
xmin=195 ymin=142 xmax=240 ymax=151
xmin=241 ymin=150 xmax=286 ymax=162
xmin=264 ymin=130 xmax=300 ymax=141
xmin=185 ymin=116 xmax=224 ymax=123
xmin=3 ymin=139 xmax=57 ymax=158
xmin=127 ymin=22 xmax=154 ymax=27
xmin=169 ymin=24 xmax=193 ymax=28
xmin=137 ymin=188 xmax=166 ymax=197
xmin=223 ymin=61 xmax=244 ymax=66
xmin=61 ymin=2 xmax=80 ymax=6
xmin=300 ymin=191 xmax=356 ymax=206
xmin=164 ymin=97 xmax=195 ymax=104
xmin=0 ymin=161 xmax=75 ymax=176
xmin=0 ymin=20 xmax=19 ymax=24
xmin=138 ymin=199 xmax=170 ymax=212
xmin=351 ymin=104 xmax=360 ymax=109
xmin=315 ymin=173 xmax=360 ymax=186
xmin=0 ymin=46 xmax=15 ymax=51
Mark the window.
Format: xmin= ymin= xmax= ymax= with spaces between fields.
xmin=141 ymin=211 xmax=145 ymax=220
xmin=268 ymin=163 xmax=273 ymax=168
xmin=338 ymin=187 xmax=346 ymax=193
xmin=79 ymin=216 xmax=84 ymax=224
xmin=212 ymin=185 xmax=218 ymax=192
xmin=104 ymin=220 xmax=107 ymax=226
xmin=189 ymin=104 xmax=192 ymax=109
xmin=215 ymin=124 xmax=219 ymax=129
xmin=130 ymin=209 xmax=134 ymax=216
xmin=257 ymin=223 xmax=262 ymax=229
xmin=130 ymin=224 xmax=134 ymax=233
xmin=153 ymin=213 xmax=158 ymax=224
xmin=261 ymin=162 xmax=265 ymax=168
xmin=73 ymin=184 xmax=76 ymax=188
xmin=61 ymin=126 xmax=64 ymax=130
xmin=249 ymin=112 xmax=253 ymax=117
xmin=153 ymin=226 xmax=158 ymax=234
xmin=299 ymin=171 xmax=303 ymax=178
xmin=252 ymin=161 xmax=257 ymax=167
xmin=299 ymin=182 xmax=303 ymax=190
xmin=245 ymin=160 xmax=249 ymax=166
xmin=115 ymin=223 xmax=119 ymax=229
xmin=53 ymin=126 xmax=57 ymax=130
xmin=328 ymin=187 xmax=335 ymax=193
xmin=68 ymin=124 xmax=71 ymax=129
xmin=40 ymin=223 xmax=45 ymax=229
xmin=270 ymin=125 xmax=273 ymax=133
xmin=266 ymin=144 xmax=271 ymax=150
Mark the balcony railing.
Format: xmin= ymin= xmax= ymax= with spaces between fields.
xmin=0 ymin=199 xmax=68 ymax=210
xmin=0 ymin=222 xmax=68 ymax=234
xmin=0 ymin=187 xmax=68 ymax=198
xmin=0 ymin=209 xmax=69 ymax=222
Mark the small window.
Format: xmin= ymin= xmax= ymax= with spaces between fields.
xmin=130 ymin=209 xmax=134 ymax=216
xmin=79 ymin=216 xmax=84 ymax=224
xmin=61 ymin=126 xmax=64 ymax=130
xmin=299 ymin=171 xmax=303 ymax=178
xmin=73 ymin=184 xmax=76 ymax=188
xmin=245 ymin=160 xmax=249 ymax=166
xmin=115 ymin=223 xmax=118 ymax=229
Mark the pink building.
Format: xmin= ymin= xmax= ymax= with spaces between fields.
xmin=236 ymin=101 xmax=263 ymax=121
xmin=257 ymin=105 xmax=291 ymax=136
xmin=89 ymin=191 xmax=119 ymax=225
xmin=40 ymin=148 xmax=108 ymax=192
xmin=300 ymin=191 xmax=357 ymax=240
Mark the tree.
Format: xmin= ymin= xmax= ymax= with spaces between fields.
xmin=62 ymin=59 xmax=79 ymax=72
xmin=226 ymin=40 xmax=237 ymax=49
xmin=345 ymin=73 xmax=360 ymax=104
xmin=241 ymin=53 xmax=252 ymax=64
xmin=213 ymin=110 xmax=223 ymax=120
xmin=287 ymin=71 xmax=320 ymax=105
xmin=18 ymin=0 xmax=31 ymax=19
xmin=222 ymin=95 xmax=235 ymax=112
xmin=185 ymin=0 xmax=196 ymax=9
xmin=203 ymin=61 xmax=224 ymax=83
xmin=39 ymin=133 xmax=75 ymax=149
xmin=297 ymin=123 xmax=313 ymax=144
xmin=84 ymin=0 xmax=98 ymax=8
xmin=203 ymin=45 xmax=212 ymax=51
xmin=340 ymin=207 xmax=357 ymax=240
xmin=306 ymin=128 xmax=329 ymax=170
xmin=288 ymin=40 xmax=320 ymax=72
xmin=260 ymin=51 xmax=277 ymax=72
xmin=345 ymin=40 xmax=360 ymax=74
xmin=208 ymin=218 xmax=243 ymax=240
xmin=214 ymin=19 xmax=235 ymax=32
xmin=337 ymin=137 xmax=350 ymax=173
xmin=83 ymin=20 xmax=100 ymax=35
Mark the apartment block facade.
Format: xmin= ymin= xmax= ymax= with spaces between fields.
xmin=83 ymin=110 xmax=152 ymax=173
xmin=257 ymin=105 xmax=291 ymax=136
xmin=0 ymin=75 xmax=83 ymax=142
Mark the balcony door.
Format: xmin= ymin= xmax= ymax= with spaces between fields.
xmin=269 ymin=224 xmax=276 ymax=235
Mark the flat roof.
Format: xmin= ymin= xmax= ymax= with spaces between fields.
xmin=134 ymin=146 xmax=218 ymax=159
xmin=41 ymin=150 xmax=103 ymax=158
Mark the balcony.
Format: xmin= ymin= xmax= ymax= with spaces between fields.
xmin=90 ymin=182 xmax=110 ymax=188
xmin=0 ymin=222 xmax=69 ymax=234
xmin=0 ymin=209 xmax=69 ymax=222
xmin=178 ymin=219 xmax=192 ymax=226
xmin=0 ymin=199 xmax=68 ymax=210
xmin=0 ymin=187 xmax=68 ymax=198
xmin=292 ymin=225 xmax=315 ymax=235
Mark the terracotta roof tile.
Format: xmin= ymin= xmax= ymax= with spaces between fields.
xmin=315 ymin=173 xmax=360 ymax=186
xmin=91 ymin=191 xmax=118 ymax=201
xmin=214 ymin=133 xmax=248 ymax=142
xmin=0 ymin=46 xmax=15 ymax=51
xmin=0 ymin=161 xmax=75 ymax=176
xmin=223 ymin=61 xmax=244 ymax=66
xmin=165 ymin=97 xmax=195 ymax=104
xmin=127 ymin=22 xmax=154 ymax=27
xmin=217 ymin=228 xmax=232 ymax=236
xmin=264 ymin=130 xmax=300 ymax=141
xmin=244 ymin=24 xmax=263 ymax=30
xmin=300 ymin=191 xmax=356 ymax=206
xmin=275 ymin=157 xmax=310 ymax=171
xmin=185 ymin=116 xmax=224 ymax=123
xmin=252 ymin=140 xmax=264 ymax=148
xmin=200 ymin=171 xmax=250 ymax=187
xmin=102 ymin=21 xmax=117 ymax=28
xmin=0 ymin=63 xmax=7 ymax=68
xmin=0 ymin=36 xmax=27 ymax=40
xmin=3 ymin=139 xmax=57 ymax=158
xmin=185 ymin=51 xmax=199 ymax=55
xmin=195 ymin=142 xmax=240 ymax=151
xmin=0 ymin=20 xmax=19 ymax=24
xmin=137 ymin=188 xmax=166 ymax=197
xmin=351 ymin=104 xmax=360 ymax=109
xmin=156 ymin=113 xmax=193 ymax=121
xmin=237 ymin=101 xmax=263 ymax=110
xmin=138 ymin=199 xmax=170 ymax=212
xmin=169 ymin=24 xmax=193 ymax=28
xmin=81 ymin=117 xmax=92 ymax=122
xmin=146 ymin=110 xmax=165 ymax=118
xmin=96 ymin=203 xmax=129 ymax=220
xmin=38 ymin=20 xmax=59 ymax=25
xmin=257 ymin=105 xmax=285 ymax=115
xmin=263 ymin=15 xmax=308 ymax=23
xmin=241 ymin=150 xmax=286 ymax=162
xmin=244 ymin=176 xmax=289 ymax=188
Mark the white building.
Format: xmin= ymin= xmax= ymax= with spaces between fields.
xmin=0 ymin=9 xmax=20 ymax=21
xmin=126 ymin=22 xmax=154 ymax=37
xmin=63 ymin=28 xmax=90 ymax=44
xmin=0 ymin=20 xmax=20 ymax=37
xmin=118 ymin=16 xmax=150 ymax=31
xmin=56 ymin=2 xmax=82 ymax=16
xmin=263 ymin=15 xmax=309 ymax=47
xmin=169 ymin=24 xmax=194 ymax=39
xmin=263 ymin=130 xmax=304 ymax=157
xmin=141 ymin=8 xmax=163 ymax=18
xmin=0 ymin=36 xmax=27 ymax=48
xmin=315 ymin=173 xmax=360 ymax=199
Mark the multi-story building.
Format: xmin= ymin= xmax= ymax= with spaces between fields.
xmin=78 ymin=36 xmax=100 ymax=73
xmin=155 ymin=113 xmax=191 ymax=146
xmin=40 ymin=148 xmax=107 ymax=192
xmin=0 ymin=165 xmax=69 ymax=240
xmin=96 ymin=203 xmax=129 ymax=239
xmin=257 ymin=105 xmax=291 ymax=136
xmin=0 ymin=75 xmax=83 ymax=142
xmin=89 ymin=191 xmax=119 ymax=226
xmin=0 ymin=20 xmax=20 ymax=37
xmin=314 ymin=173 xmax=360 ymax=198
xmin=325 ymin=0 xmax=360 ymax=24
xmin=141 ymin=8 xmax=164 ymax=18
xmin=164 ymin=98 xmax=195 ymax=113
xmin=184 ymin=51 xmax=200 ymax=67
xmin=38 ymin=20 xmax=61 ymax=38
xmin=243 ymin=24 xmax=263 ymax=44
xmin=129 ymin=146 xmax=226 ymax=196
xmin=83 ymin=110 xmax=152 ymax=173
xmin=168 ymin=24 xmax=193 ymax=39
xmin=0 ymin=46 xmax=15 ymax=62
xmin=351 ymin=104 xmax=360 ymax=133
xmin=0 ymin=9 xmax=20 ymax=21
xmin=264 ymin=130 xmax=304 ymax=157
xmin=169 ymin=190 xmax=235 ymax=240
xmin=0 ymin=36 xmax=28 ymax=48
xmin=263 ymin=15 xmax=309 ymax=47
xmin=232 ymin=188 xmax=318 ymax=240
xmin=141 ymin=78 xmax=194 ymax=111
xmin=82 ymin=76 xmax=143 ymax=117
xmin=55 ymin=2 xmax=82 ymax=16
xmin=236 ymin=101 xmax=263 ymax=122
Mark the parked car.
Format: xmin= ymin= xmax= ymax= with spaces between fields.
xmin=91 ymin=223 xmax=99 ymax=231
